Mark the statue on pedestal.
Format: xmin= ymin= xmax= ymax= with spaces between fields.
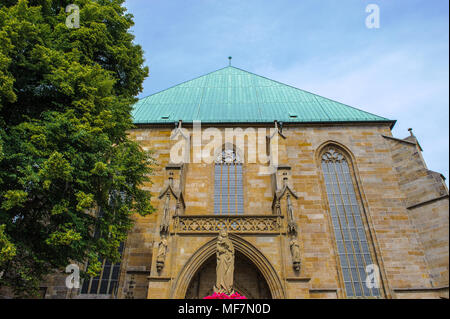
xmin=214 ymin=230 xmax=235 ymax=295
xmin=160 ymin=193 xmax=171 ymax=234
xmin=156 ymin=236 xmax=168 ymax=272
xmin=289 ymin=237 xmax=301 ymax=272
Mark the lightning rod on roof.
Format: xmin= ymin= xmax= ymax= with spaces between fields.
xmin=228 ymin=56 xmax=232 ymax=66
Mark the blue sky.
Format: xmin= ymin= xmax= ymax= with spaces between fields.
xmin=124 ymin=0 xmax=449 ymax=183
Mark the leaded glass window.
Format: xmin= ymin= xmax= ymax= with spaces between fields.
xmin=214 ymin=148 xmax=244 ymax=214
xmin=321 ymin=148 xmax=380 ymax=298
xmin=80 ymin=242 xmax=124 ymax=295
xmin=81 ymin=192 xmax=126 ymax=295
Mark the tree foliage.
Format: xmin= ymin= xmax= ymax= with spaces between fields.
xmin=0 ymin=0 xmax=153 ymax=297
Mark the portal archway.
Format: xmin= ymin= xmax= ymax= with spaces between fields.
xmin=170 ymin=234 xmax=285 ymax=299
xmin=185 ymin=251 xmax=271 ymax=299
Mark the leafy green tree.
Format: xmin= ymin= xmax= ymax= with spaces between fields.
xmin=0 ymin=0 xmax=153 ymax=297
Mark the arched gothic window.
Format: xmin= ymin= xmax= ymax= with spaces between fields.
xmin=214 ymin=148 xmax=244 ymax=214
xmin=321 ymin=147 xmax=380 ymax=298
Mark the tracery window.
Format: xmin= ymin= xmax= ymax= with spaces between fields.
xmin=321 ymin=147 xmax=380 ymax=298
xmin=214 ymin=148 xmax=244 ymax=214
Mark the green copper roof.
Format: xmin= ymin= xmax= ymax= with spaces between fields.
xmin=132 ymin=66 xmax=394 ymax=126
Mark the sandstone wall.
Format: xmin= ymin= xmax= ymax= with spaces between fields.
xmin=384 ymin=134 xmax=449 ymax=296
xmin=19 ymin=123 xmax=447 ymax=299
xmin=121 ymin=124 xmax=446 ymax=299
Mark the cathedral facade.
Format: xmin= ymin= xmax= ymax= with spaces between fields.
xmin=40 ymin=66 xmax=450 ymax=299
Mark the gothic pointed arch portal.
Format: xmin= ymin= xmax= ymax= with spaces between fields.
xmin=170 ymin=234 xmax=285 ymax=299
xmin=185 ymin=251 xmax=271 ymax=299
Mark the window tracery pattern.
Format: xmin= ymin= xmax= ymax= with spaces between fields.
xmin=214 ymin=148 xmax=244 ymax=214
xmin=321 ymin=147 xmax=380 ymax=298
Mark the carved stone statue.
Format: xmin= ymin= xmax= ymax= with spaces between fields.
xmin=286 ymin=194 xmax=297 ymax=235
xmin=214 ymin=230 xmax=235 ymax=295
xmin=289 ymin=237 xmax=301 ymax=271
xmin=160 ymin=193 xmax=171 ymax=234
xmin=156 ymin=236 xmax=168 ymax=272
xmin=274 ymin=198 xmax=281 ymax=215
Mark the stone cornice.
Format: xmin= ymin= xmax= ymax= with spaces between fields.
xmin=406 ymin=194 xmax=449 ymax=210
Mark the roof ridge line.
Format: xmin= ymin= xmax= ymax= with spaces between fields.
xmin=312 ymin=94 xmax=332 ymax=121
xmin=229 ymin=66 xmax=391 ymax=121
xmin=136 ymin=65 xmax=231 ymax=101
xmin=194 ymin=75 xmax=207 ymax=120
xmin=250 ymin=69 xmax=264 ymax=122
xmin=132 ymin=65 xmax=396 ymax=127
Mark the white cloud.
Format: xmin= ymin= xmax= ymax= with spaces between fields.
xmin=256 ymin=46 xmax=449 ymax=183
